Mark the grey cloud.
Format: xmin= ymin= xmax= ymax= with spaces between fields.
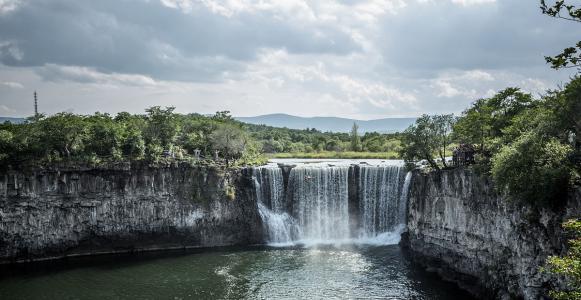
xmin=0 ymin=0 xmax=360 ymax=82
xmin=378 ymin=1 xmax=579 ymax=73
xmin=0 ymin=0 xmax=577 ymax=119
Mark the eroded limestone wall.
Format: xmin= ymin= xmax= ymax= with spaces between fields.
xmin=406 ymin=167 xmax=581 ymax=299
xmin=0 ymin=164 xmax=262 ymax=263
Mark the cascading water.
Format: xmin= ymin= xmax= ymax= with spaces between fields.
xmin=255 ymin=166 xmax=285 ymax=211
xmin=286 ymin=165 xmax=350 ymax=242
xmin=253 ymin=161 xmax=413 ymax=246
xmin=358 ymin=165 xmax=404 ymax=238
xmin=399 ymin=171 xmax=413 ymax=224
xmin=254 ymin=166 xmax=300 ymax=244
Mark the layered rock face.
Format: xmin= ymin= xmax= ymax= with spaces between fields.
xmin=405 ymin=167 xmax=581 ymax=299
xmin=0 ymin=164 xmax=262 ymax=263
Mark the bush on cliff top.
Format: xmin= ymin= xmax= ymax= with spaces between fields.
xmin=543 ymin=219 xmax=581 ymax=300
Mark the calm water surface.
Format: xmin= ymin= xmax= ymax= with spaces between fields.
xmin=0 ymin=245 xmax=474 ymax=299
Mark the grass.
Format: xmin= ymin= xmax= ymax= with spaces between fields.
xmin=266 ymin=151 xmax=401 ymax=159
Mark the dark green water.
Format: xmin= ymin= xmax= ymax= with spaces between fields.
xmin=0 ymin=245 xmax=474 ymax=299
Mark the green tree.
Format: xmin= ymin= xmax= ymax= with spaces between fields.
xmin=212 ymin=111 xmax=233 ymax=122
xmin=545 ymin=76 xmax=581 ymax=153
xmin=543 ymin=219 xmax=581 ymax=299
xmin=36 ymin=113 xmax=87 ymax=159
xmin=487 ymin=88 xmax=535 ymax=137
xmin=454 ymin=98 xmax=492 ymax=152
xmin=363 ymin=136 xmax=384 ymax=152
xmin=325 ymin=138 xmax=343 ymax=152
xmin=400 ymin=115 xmax=441 ymax=170
xmin=433 ymin=114 xmax=455 ymax=168
xmin=0 ymin=129 xmax=14 ymax=162
xmin=84 ymin=113 xmax=123 ymax=158
xmin=491 ymin=132 xmax=572 ymax=205
xmin=210 ymin=123 xmax=249 ymax=166
xmin=350 ymin=122 xmax=362 ymax=151
xmin=541 ymin=0 xmax=581 ymax=69
xmin=144 ymin=106 xmax=178 ymax=150
xmin=454 ymin=88 xmax=534 ymax=156
xmin=122 ymin=128 xmax=146 ymax=159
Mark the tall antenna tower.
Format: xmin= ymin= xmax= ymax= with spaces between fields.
xmin=34 ymin=91 xmax=38 ymax=116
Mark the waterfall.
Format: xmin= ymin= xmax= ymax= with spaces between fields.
xmin=257 ymin=202 xmax=300 ymax=245
xmin=254 ymin=166 xmax=300 ymax=245
xmin=255 ymin=166 xmax=285 ymax=211
xmin=287 ymin=165 xmax=350 ymax=242
xmin=358 ymin=165 xmax=406 ymax=238
xmin=399 ymin=171 xmax=412 ymax=224
xmin=253 ymin=161 xmax=413 ymax=246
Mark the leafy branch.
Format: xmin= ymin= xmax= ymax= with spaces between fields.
xmin=541 ymin=1 xmax=581 ymax=69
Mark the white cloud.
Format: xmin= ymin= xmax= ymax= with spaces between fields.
xmin=159 ymin=0 xmax=197 ymax=12
xmin=36 ymin=64 xmax=159 ymax=88
xmin=434 ymin=80 xmax=461 ymax=98
xmin=0 ymin=0 xmax=20 ymax=14
xmin=244 ymin=49 xmax=417 ymax=113
xmin=0 ymin=81 xmax=23 ymax=88
xmin=520 ymin=78 xmax=549 ymax=95
xmin=450 ymin=0 xmax=496 ymax=6
xmin=464 ymin=70 xmax=494 ymax=81
xmin=430 ymin=69 xmax=493 ymax=98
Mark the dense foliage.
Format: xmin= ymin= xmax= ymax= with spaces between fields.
xmin=0 ymin=108 xmax=265 ymax=168
xmin=543 ymin=219 xmax=581 ymax=299
xmin=244 ymin=122 xmax=403 ymax=157
xmin=401 ymin=77 xmax=580 ymax=205
xmin=0 ymin=107 xmax=407 ymax=168
xmin=399 ymin=114 xmax=454 ymax=170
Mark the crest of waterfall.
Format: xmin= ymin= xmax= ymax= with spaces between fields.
xmin=287 ymin=165 xmax=350 ymax=242
xmin=358 ymin=165 xmax=406 ymax=238
xmin=254 ymin=166 xmax=300 ymax=244
xmin=255 ymin=166 xmax=285 ymax=211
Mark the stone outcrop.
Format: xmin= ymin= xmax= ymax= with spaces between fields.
xmin=405 ymin=167 xmax=581 ymax=299
xmin=0 ymin=163 xmax=262 ymax=263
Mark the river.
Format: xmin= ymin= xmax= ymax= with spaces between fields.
xmin=0 ymin=245 xmax=474 ymax=299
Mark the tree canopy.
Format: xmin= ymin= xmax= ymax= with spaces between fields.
xmin=400 ymin=76 xmax=580 ymax=206
xmin=0 ymin=109 xmax=264 ymax=168
xmin=400 ymin=114 xmax=454 ymax=170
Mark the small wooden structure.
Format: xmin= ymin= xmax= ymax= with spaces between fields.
xmin=453 ymin=143 xmax=475 ymax=166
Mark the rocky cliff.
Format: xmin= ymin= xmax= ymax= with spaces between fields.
xmin=405 ymin=167 xmax=581 ymax=299
xmin=0 ymin=163 xmax=263 ymax=263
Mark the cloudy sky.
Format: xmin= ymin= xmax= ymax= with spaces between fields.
xmin=0 ymin=0 xmax=578 ymax=119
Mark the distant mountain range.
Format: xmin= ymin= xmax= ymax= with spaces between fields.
xmin=0 ymin=117 xmax=25 ymax=124
xmin=235 ymin=114 xmax=416 ymax=133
